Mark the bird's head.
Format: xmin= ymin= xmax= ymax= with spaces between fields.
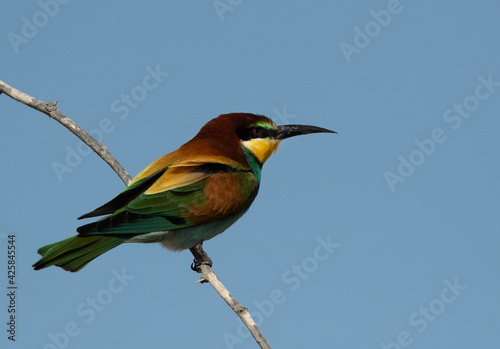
xmin=194 ymin=113 xmax=336 ymax=165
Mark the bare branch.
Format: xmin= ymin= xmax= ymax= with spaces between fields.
xmin=198 ymin=265 xmax=272 ymax=349
xmin=1 ymin=79 xmax=271 ymax=348
xmin=0 ymin=79 xmax=132 ymax=185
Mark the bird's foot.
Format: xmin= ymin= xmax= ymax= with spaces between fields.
xmin=190 ymin=259 xmax=212 ymax=273
xmin=189 ymin=241 xmax=213 ymax=273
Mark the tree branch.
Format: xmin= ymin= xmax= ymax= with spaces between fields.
xmin=198 ymin=265 xmax=272 ymax=349
xmin=1 ymin=79 xmax=271 ymax=348
xmin=0 ymin=79 xmax=132 ymax=185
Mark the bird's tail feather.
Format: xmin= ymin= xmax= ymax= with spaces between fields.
xmin=33 ymin=235 xmax=127 ymax=272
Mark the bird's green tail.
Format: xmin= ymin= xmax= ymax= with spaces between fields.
xmin=33 ymin=235 xmax=127 ymax=272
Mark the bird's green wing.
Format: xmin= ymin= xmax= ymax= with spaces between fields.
xmin=77 ymin=164 xmax=259 ymax=237
xmin=78 ymin=168 xmax=167 ymax=219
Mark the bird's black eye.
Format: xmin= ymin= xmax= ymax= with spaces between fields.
xmin=236 ymin=126 xmax=274 ymax=141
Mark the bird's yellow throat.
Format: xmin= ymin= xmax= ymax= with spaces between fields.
xmin=241 ymin=138 xmax=281 ymax=164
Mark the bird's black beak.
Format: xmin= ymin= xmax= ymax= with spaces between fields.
xmin=276 ymin=124 xmax=337 ymax=140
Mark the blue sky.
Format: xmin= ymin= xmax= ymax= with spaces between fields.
xmin=1 ymin=1 xmax=499 ymax=348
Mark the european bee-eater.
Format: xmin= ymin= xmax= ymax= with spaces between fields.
xmin=33 ymin=113 xmax=335 ymax=272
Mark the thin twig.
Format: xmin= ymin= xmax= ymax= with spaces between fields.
xmin=0 ymin=79 xmax=132 ymax=185
xmin=1 ymin=79 xmax=271 ymax=348
xmin=198 ymin=265 xmax=272 ymax=349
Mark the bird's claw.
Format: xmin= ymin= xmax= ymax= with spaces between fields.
xmin=190 ymin=258 xmax=212 ymax=273
xmin=189 ymin=241 xmax=213 ymax=273
xmin=191 ymin=260 xmax=200 ymax=273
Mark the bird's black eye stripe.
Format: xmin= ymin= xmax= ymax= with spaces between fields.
xmin=237 ymin=126 xmax=275 ymax=141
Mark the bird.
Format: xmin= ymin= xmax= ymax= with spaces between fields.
xmin=33 ymin=113 xmax=336 ymax=272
